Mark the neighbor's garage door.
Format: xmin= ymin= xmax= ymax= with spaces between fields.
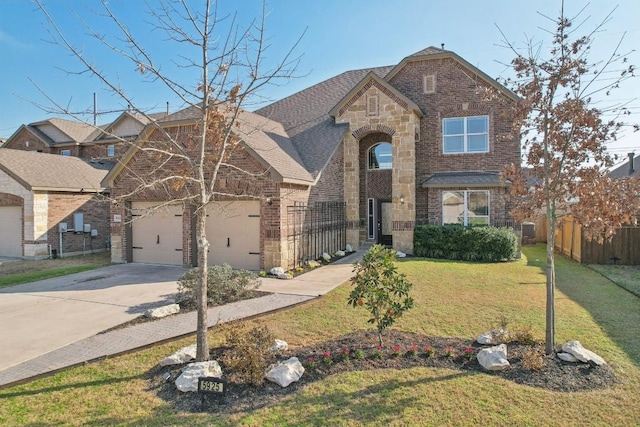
xmin=0 ymin=206 xmax=22 ymax=257
xmin=206 ymin=201 xmax=260 ymax=270
xmin=131 ymin=202 xmax=183 ymax=265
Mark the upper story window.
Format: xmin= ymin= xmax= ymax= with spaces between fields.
xmin=443 ymin=190 xmax=489 ymax=226
xmin=107 ymin=144 xmax=115 ymax=157
xmin=443 ymin=115 xmax=489 ymax=154
xmin=60 ymin=149 xmax=71 ymax=156
xmin=368 ymin=142 xmax=392 ymax=170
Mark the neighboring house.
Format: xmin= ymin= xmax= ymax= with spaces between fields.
xmin=0 ymin=149 xmax=110 ymax=259
xmin=609 ymin=152 xmax=639 ymax=179
xmin=104 ymin=46 xmax=520 ymax=270
xmin=1 ymin=111 xmax=165 ymax=162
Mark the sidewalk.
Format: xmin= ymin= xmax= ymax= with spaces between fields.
xmin=0 ymin=251 xmax=361 ymax=389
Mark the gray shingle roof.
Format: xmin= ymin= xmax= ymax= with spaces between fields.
xmin=151 ymin=104 xmax=314 ymax=183
xmin=421 ymin=171 xmax=507 ymax=188
xmin=609 ymin=154 xmax=639 ymax=178
xmin=0 ymin=149 xmax=108 ymax=191
xmin=33 ymin=118 xmax=99 ymax=144
xmin=408 ymin=46 xmax=448 ymax=57
xmin=256 ymin=66 xmax=393 ymax=177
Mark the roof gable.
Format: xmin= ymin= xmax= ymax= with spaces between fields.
xmin=329 ymin=71 xmax=423 ymax=118
xmin=104 ymin=104 xmax=314 ymax=188
xmin=385 ymin=46 xmax=520 ymax=102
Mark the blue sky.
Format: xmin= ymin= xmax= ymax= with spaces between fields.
xmin=1 ymin=0 xmax=638 ymax=163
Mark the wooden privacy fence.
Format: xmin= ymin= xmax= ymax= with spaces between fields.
xmin=553 ymin=215 xmax=640 ymax=265
xmin=286 ymin=201 xmax=346 ymax=269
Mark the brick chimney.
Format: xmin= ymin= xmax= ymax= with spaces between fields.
xmin=629 ymin=152 xmax=636 ymax=175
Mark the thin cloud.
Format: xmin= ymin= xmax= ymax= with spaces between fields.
xmin=0 ymin=29 xmax=32 ymax=49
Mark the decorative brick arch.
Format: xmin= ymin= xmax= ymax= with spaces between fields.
xmin=351 ymin=123 xmax=396 ymax=140
xmin=0 ymin=192 xmax=24 ymax=207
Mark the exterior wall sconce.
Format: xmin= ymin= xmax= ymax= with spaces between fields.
xmin=400 ymin=194 xmax=405 ymax=204
xmin=266 ymin=196 xmax=273 ymax=206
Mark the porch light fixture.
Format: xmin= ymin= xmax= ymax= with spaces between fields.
xmin=400 ymin=194 xmax=405 ymax=204
xmin=266 ymin=196 xmax=273 ymax=206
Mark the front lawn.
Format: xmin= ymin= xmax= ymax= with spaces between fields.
xmin=1 ymin=245 xmax=638 ymax=426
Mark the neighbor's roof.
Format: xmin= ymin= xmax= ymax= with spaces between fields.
xmin=609 ymin=154 xmax=640 ymax=178
xmin=421 ymin=171 xmax=509 ymax=188
xmin=0 ymin=149 xmax=108 ymax=192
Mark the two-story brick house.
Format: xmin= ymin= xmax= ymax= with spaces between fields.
xmin=104 ymin=46 xmax=520 ymax=270
xmin=0 ymin=112 xmax=164 ymax=258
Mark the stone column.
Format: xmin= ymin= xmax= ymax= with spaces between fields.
xmin=343 ymin=133 xmax=360 ymax=249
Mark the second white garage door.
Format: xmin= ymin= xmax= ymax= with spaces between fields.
xmin=0 ymin=206 xmax=22 ymax=258
xmin=206 ymin=201 xmax=260 ymax=270
xmin=131 ymin=202 xmax=183 ymax=265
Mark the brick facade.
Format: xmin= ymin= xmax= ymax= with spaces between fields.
xmin=109 ymin=125 xmax=305 ymax=269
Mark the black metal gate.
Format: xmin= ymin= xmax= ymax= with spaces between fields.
xmin=287 ymin=201 xmax=346 ymax=269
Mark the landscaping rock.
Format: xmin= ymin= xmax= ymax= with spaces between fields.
xmin=557 ymin=352 xmax=579 ymax=363
xmin=561 ymin=341 xmax=606 ymax=366
xmin=160 ymin=343 xmax=197 ymax=366
xmin=396 ymin=251 xmax=406 ymax=258
xmin=477 ymin=344 xmax=510 ymax=371
xmin=145 ymin=303 xmax=180 ymax=319
xmin=476 ymin=329 xmax=508 ymax=345
xmin=270 ymin=339 xmax=289 ymax=352
xmin=322 ymin=252 xmax=331 ymax=261
xmin=175 ymin=361 xmax=223 ymax=392
xmin=265 ymin=357 xmax=304 ymax=387
xmin=277 ymin=272 xmax=293 ymax=280
xmin=336 ymin=250 xmax=346 ymax=257
xmin=307 ymin=260 xmax=321 ymax=268
xmin=345 ymin=244 xmax=354 ymax=252
xmin=270 ymin=267 xmax=285 ymax=275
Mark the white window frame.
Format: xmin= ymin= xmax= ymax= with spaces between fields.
xmin=107 ymin=144 xmax=115 ymax=157
xmin=442 ymin=190 xmax=490 ymax=226
xmin=60 ymin=149 xmax=71 ymax=156
xmin=368 ymin=142 xmax=393 ymax=170
xmin=442 ymin=115 xmax=489 ymax=154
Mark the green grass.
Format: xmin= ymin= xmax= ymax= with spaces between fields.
xmin=588 ymin=264 xmax=640 ymax=297
xmin=1 ymin=244 xmax=639 ymax=426
xmin=0 ymin=265 xmax=106 ymax=289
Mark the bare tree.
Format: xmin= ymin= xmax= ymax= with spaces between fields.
xmin=499 ymin=2 xmax=640 ymax=354
xmin=36 ymin=0 xmax=302 ymax=361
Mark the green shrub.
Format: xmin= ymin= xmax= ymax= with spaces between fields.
xmin=221 ymin=325 xmax=275 ymax=385
xmin=414 ymin=224 xmax=518 ymax=262
xmin=176 ymin=264 xmax=260 ymax=309
xmin=348 ymin=244 xmax=414 ymax=346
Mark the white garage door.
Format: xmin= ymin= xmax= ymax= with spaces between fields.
xmin=131 ymin=202 xmax=183 ymax=265
xmin=0 ymin=206 xmax=22 ymax=257
xmin=205 ymin=201 xmax=260 ymax=270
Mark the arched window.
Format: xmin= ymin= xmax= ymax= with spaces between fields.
xmin=368 ymin=142 xmax=392 ymax=170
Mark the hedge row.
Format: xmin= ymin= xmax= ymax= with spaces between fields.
xmin=413 ymin=224 xmax=518 ymax=262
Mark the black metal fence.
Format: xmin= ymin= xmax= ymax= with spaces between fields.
xmin=286 ymin=201 xmax=346 ymax=269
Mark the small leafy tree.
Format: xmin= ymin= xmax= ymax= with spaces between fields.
xmin=348 ymin=245 xmax=414 ymax=346
xmin=498 ymin=2 xmax=640 ymax=355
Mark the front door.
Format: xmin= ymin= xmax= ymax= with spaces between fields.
xmin=377 ymin=200 xmax=392 ymax=246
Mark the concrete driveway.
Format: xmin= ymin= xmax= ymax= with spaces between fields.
xmin=0 ymin=263 xmax=187 ymax=371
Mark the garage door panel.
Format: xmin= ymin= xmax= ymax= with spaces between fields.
xmin=131 ymin=202 xmax=183 ymax=265
xmin=0 ymin=206 xmax=22 ymax=257
xmin=206 ymin=201 xmax=260 ymax=270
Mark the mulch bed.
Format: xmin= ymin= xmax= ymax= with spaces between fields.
xmin=148 ymin=330 xmax=617 ymax=415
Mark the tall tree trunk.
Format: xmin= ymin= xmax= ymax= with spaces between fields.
xmin=545 ymin=214 xmax=556 ymax=355
xmin=195 ymin=205 xmax=210 ymax=361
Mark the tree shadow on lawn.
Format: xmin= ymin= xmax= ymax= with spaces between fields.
xmin=522 ymin=246 xmax=640 ymax=368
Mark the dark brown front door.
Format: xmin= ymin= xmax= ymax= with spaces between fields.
xmin=377 ymin=200 xmax=392 ymax=246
